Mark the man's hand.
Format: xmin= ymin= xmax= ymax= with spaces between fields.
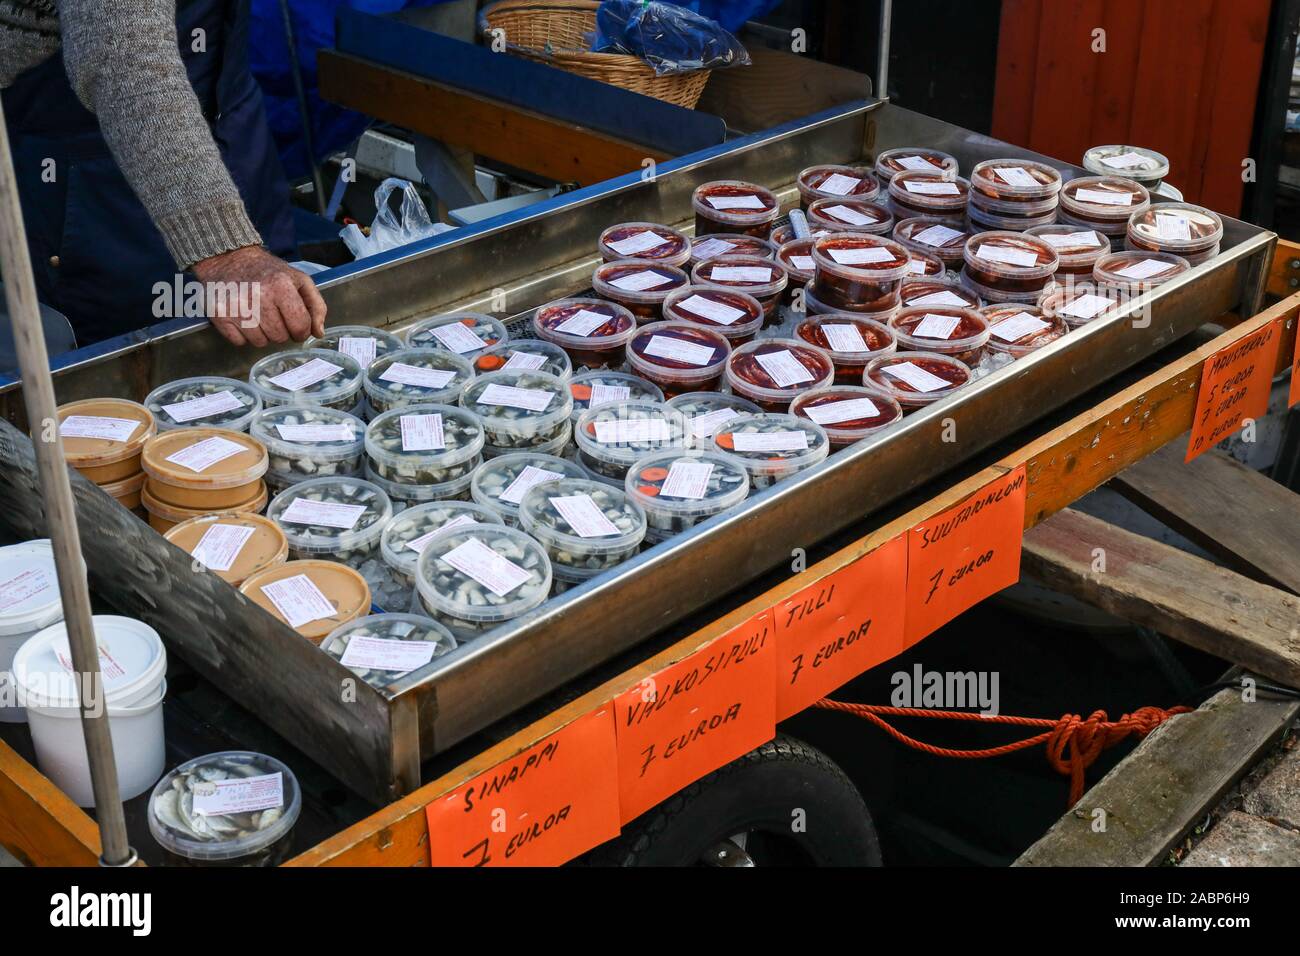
xmin=192 ymin=246 xmax=327 ymax=347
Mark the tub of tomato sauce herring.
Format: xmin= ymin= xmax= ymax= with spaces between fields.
xmin=692 ymin=181 xmax=781 ymax=238
xmin=808 ymin=233 xmax=911 ymax=313
xmin=598 ymin=222 xmax=692 ymax=267
xmin=625 ymin=321 xmax=732 ymax=398
xmin=795 ymin=313 xmax=896 ymax=385
xmin=691 ymin=255 xmax=789 ymax=326
xmin=725 ymin=338 xmax=835 ymax=412
xmin=532 ymin=298 xmax=637 ymax=370
xmin=592 ymin=259 xmax=689 ymax=322
xmin=797 ymin=164 xmax=880 ymax=209
xmin=888 ymin=306 xmax=991 ymax=367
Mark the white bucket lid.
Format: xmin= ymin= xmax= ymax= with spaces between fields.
xmin=12 ymin=615 xmax=166 ymax=710
xmin=0 ymin=540 xmax=63 ymax=637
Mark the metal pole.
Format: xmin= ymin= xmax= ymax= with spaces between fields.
xmin=0 ymin=100 xmax=135 ymax=866
xmin=279 ymin=0 xmax=328 ymax=216
xmin=876 ymin=0 xmax=893 ymax=101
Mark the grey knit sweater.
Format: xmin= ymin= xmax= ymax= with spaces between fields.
xmin=0 ymin=0 xmax=263 ymax=268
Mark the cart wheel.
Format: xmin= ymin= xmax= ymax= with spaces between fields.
xmin=588 ymin=734 xmax=881 ymax=867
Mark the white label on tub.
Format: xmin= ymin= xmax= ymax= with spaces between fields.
xmin=677 ymin=294 xmax=747 ymax=326
xmin=59 ymin=416 xmax=140 ymax=443
xmin=192 ymin=771 xmax=283 ymax=816
xmin=689 ymin=237 xmax=738 ymax=260
xmin=817 ymin=173 xmax=862 ymax=195
xmin=500 ymin=465 xmax=565 ymax=505
xmin=551 ymin=494 xmax=621 ymax=538
xmin=164 ymin=435 xmax=246 ymax=473
xmin=1155 ymin=213 xmax=1193 ymax=241
xmin=976 ymin=244 xmax=1038 ymax=268
xmin=595 ymin=418 xmax=672 ymax=444
xmin=53 ymin=639 xmax=128 ymax=684
xmin=912 ymin=224 xmax=964 ymax=247
xmin=340 ymin=636 xmax=437 ymax=674
xmin=991 ymin=312 xmax=1052 ymax=343
xmin=280 ymin=498 xmax=365 ymax=530
xmin=755 ymin=349 xmax=815 ymax=387
xmin=380 ymin=362 xmax=456 ymax=389
xmin=1041 ymin=230 xmax=1103 ymax=250
xmin=610 ymin=270 xmax=673 ymax=292
xmin=732 ymin=430 xmax=809 ymax=452
xmin=589 ymin=384 xmax=631 ymax=407
xmin=1100 ymin=151 xmax=1150 ymax=170
xmin=803 ymin=397 xmax=882 ymax=426
xmin=338 ymin=336 xmax=377 ymax=368
xmin=274 ymin=422 xmax=356 ymax=442
xmin=790 ymin=255 xmax=816 ymax=271
xmin=827 ymin=246 xmax=894 ymax=266
xmin=554 ymin=310 xmax=612 ymax=337
xmin=822 ymin=323 xmax=869 ymax=353
xmin=0 ymin=567 xmax=52 ymax=612
xmin=162 ymin=389 xmax=244 ymax=423
xmin=260 ymin=574 xmax=337 ymax=628
xmin=908 ymin=290 xmax=969 ymax=307
xmin=993 ymin=166 xmax=1039 ymax=188
xmin=895 ymin=155 xmax=935 ymax=171
xmin=405 ymin=516 xmax=477 ymax=555
xmin=824 ymin=204 xmax=877 ymax=226
xmin=706 ymin=194 xmax=765 ymax=210
xmin=691 ymin=407 xmax=742 ymax=438
xmin=1075 ymin=188 xmax=1131 ymax=206
xmin=428 ymin=322 xmax=488 ymax=353
xmin=644 ymin=335 xmax=716 ymax=367
xmin=660 ymin=461 xmax=713 ymax=500
xmin=478 ymin=383 xmax=555 ymax=412
xmin=1060 ymin=293 xmax=1113 ymax=320
xmin=907 ymin=259 xmax=929 ymax=274
xmin=190 ymin=523 xmax=256 ymax=572
xmin=883 ymin=361 xmax=950 ymax=393
xmin=710 ymin=266 xmax=773 ymax=283
xmin=443 ymin=538 xmax=531 ymax=597
xmin=502 ymin=350 xmax=548 ymax=371
xmin=268 ymin=358 xmax=344 ymax=391
xmin=912 ymin=314 xmax=962 ymax=340
xmin=1115 ymin=258 xmax=1176 ymax=280
xmin=400 ymin=413 xmax=446 ymax=452
xmin=608 ymin=230 xmax=670 ymax=256
xmin=903 ymin=180 xmax=960 ymax=196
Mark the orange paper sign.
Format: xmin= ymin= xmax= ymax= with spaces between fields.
xmin=775 ymin=535 xmax=907 ymax=720
xmin=614 ymin=613 xmax=775 ymax=824
xmin=904 ymin=465 xmax=1026 ymax=646
xmin=1187 ymin=320 xmax=1282 ymax=461
xmin=425 ymin=707 xmax=620 ymax=867
xmin=1290 ymin=318 xmax=1300 ymax=408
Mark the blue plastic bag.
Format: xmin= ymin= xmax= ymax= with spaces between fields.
xmin=590 ymin=0 xmax=752 ymax=76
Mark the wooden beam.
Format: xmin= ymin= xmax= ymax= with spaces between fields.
xmin=1015 ymin=684 xmax=1300 ymax=866
xmin=1267 ymin=238 xmax=1300 ymax=299
xmin=1111 ymin=444 xmax=1300 ymax=594
xmin=0 ymin=738 xmax=100 ymax=866
xmin=318 ymin=50 xmax=665 ymax=186
xmin=1022 ymin=508 xmax=1300 ymax=687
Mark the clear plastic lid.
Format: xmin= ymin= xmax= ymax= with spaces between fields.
xmin=863 ymin=350 xmax=972 ymax=407
xmin=790 ymin=386 xmax=904 ymax=444
xmin=148 ymin=750 xmax=301 ymax=862
xmin=811 ymin=233 xmax=912 ymax=284
xmin=320 ymin=614 xmax=457 ymax=686
xmin=381 ymin=501 xmax=503 ymax=582
xmin=239 ymin=558 xmax=371 ymax=641
xmin=1093 ymin=250 xmax=1191 ymax=291
xmin=363 ymin=347 xmax=475 ymax=413
xmin=874 ymin=147 xmax=959 ymax=183
xmin=415 ymin=524 xmax=552 ymax=626
xmin=146 ymin=376 xmax=263 ymax=432
xmin=567 ymin=370 xmax=664 ymax=422
xmin=963 ymin=231 xmax=1060 ymax=282
xmin=688 ymin=233 xmax=779 ymax=267
xmin=980 ymin=304 xmax=1069 ymax=357
xmin=725 ymin=338 xmax=836 ymax=406
xmin=471 ymin=340 xmax=573 ymax=379
xmin=249 ymin=405 xmax=365 ymax=467
xmin=901 ymin=278 xmax=980 ymax=309
xmin=692 ymin=254 xmax=789 ymax=300
xmin=797 ymin=164 xmax=880 ymax=204
xmin=692 ymin=180 xmax=781 ymax=227
xmin=364 ymin=403 xmax=485 ymax=484
xmin=893 ymin=217 xmax=971 ymax=263
xmin=248 ymin=348 xmax=364 ymax=410
xmin=592 ymin=259 xmax=689 ymax=306
xmin=712 ymin=412 xmax=831 ymax=482
xmin=1126 ymin=203 xmax=1223 ymax=252
xmin=661 ymin=286 xmax=765 ymax=342
xmin=769 ymin=222 xmax=832 ymax=246
xmin=794 ymin=314 xmax=897 ymax=363
xmin=305 ymin=325 xmax=404 ymax=369
xmin=1025 ymin=224 xmax=1110 ymax=270
xmin=266 ymin=476 xmax=393 ymax=558
xmin=12 ymin=614 xmax=165 ymax=709
xmin=532 ymin=298 xmax=637 ymax=354
xmin=776 ymin=238 xmax=818 ymax=284
xmin=404 ymin=312 xmax=509 ymax=354
xmin=1038 ymin=282 xmax=1121 ymax=328
xmin=599 ymin=222 xmax=692 ymax=267
xmin=518 ymin=477 xmax=647 ymax=568
xmin=0 ymin=539 xmax=61 ymax=636
xmin=626 ymin=321 xmax=732 ymax=388
xmin=164 ymin=513 xmax=288 ymax=585
xmin=575 ymin=399 xmax=693 ymax=473
xmin=470 ymin=451 xmax=586 ymax=524
xmin=625 ymin=450 xmax=750 ymax=527
xmin=141 ymin=427 xmax=268 ymax=491
xmin=665 ymin=391 xmax=762 ymax=439
xmin=969 ymin=159 xmax=1063 ymax=203
xmin=56 ymin=398 xmax=156 ymax=469
xmin=806 ymin=197 xmax=894 ymax=235
xmin=1082 ymin=145 xmax=1170 ymax=184
xmin=889 ymin=306 xmax=991 ymax=357
xmin=1059 ymin=176 xmax=1151 ymax=221
xmin=460 ymin=369 xmax=573 ymax=443
xmin=888 ymin=171 xmax=971 ymax=211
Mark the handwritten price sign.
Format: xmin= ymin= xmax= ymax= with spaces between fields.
xmin=904 ymin=466 xmax=1026 ymax=646
xmin=1290 ymin=318 xmax=1300 ymax=409
xmin=1187 ymin=320 xmax=1282 ymax=462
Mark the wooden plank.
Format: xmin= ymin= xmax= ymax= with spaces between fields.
xmin=1015 ymin=684 xmax=1300 ymax=866
xmin=1111 ymin=444 xmax=1300 ymax=594
xmin=1267 ymin=238 xmax=1300 ymax=299
xmin=317 ymin=51 xmax=665 ymax=186
xmin=0 ymin=738 xmax=100 ymax=866
xmin=1025 ymin=0 xmax=1105 ymax=165
xmin=1022 ymin=508 xmax=1300 ymax=687
xmin=992 ymin=0 xmax=1044 ymax=146
xmin=1090 ymin=0 xmax=1145 ymax=145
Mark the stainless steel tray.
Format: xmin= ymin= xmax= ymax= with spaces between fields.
xmin=0 ymin=101 xmax=1275 ymax=804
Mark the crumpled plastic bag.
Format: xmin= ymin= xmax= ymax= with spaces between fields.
xmin=589 ymin=0 xmax=751 ymax=76
xmin=340 ymin=177 xmax=455 ymax=260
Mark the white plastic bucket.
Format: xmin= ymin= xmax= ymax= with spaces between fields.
xmin=0 ymin=540 xmax=64 ymax=723
xmin=11 ymin=615 xmax=167 ymax=807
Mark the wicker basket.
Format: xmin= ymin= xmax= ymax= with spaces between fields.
xmin=480 ymin=0 xmax=712 ymax=109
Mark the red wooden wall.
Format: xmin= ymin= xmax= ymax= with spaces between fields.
xmin=992 ymin=0 xmax=1273 ymax=215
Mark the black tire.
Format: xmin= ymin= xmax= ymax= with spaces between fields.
xmin=588 ymin=733 xmax=881 ymax=867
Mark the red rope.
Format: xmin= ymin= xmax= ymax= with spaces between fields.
xmin=813 ymin=698 xmax=1191 ymax=806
